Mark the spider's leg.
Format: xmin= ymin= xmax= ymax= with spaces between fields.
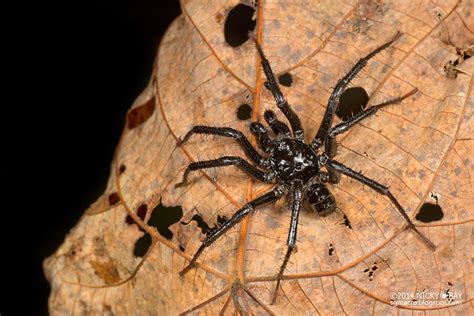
xmin=271 ymin=180 xmax=303 ymax=304
xmin=329 ymin=88 xmax=418 ymax=137
xmin=179 ymin=187 xmax=284 ymax=276
xmin=319 ymin=170 xmax=341 ymax=184
xmin=326 ymin=159 xmax=436 ymax=250
xmin=325 ymin=136 xmax=338 ymax=158
xmin=264 ymin=110 xmax=291 ymax=137
xmin=311 ymin=32 xmax=402 ymax=150
xmin=324 ymin=88 xmax=416 ymax=156
xmin=176 ymin=156 xmax=274 ymax=187
xmin=250 ymin=122 xmax=274 ymax=154
xmin=252 ymin=40 xmax=304 ymax=141
xmin=179 ymin=126 xmax=265 ymax=166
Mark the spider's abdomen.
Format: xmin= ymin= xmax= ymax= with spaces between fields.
xmin=271 ymin=138 xmax=318 ymax=184
xmin=306 ymin=183 xmax=336 ymax=216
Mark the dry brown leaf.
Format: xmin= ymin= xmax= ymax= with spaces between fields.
xmin=44 ymin=0 xmax=474 ymax=314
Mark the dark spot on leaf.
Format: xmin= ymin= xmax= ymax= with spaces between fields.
xmin=336 ymin=87 xmax=369 ymax=121
xmin=415 ymin=202 xmax=444 ymax=223
xmin=137 ymin=204 xmax=148 ymax=221
xmin=448 ymin=282 xmax=453 ymax=286
xmin=363 ymin=263 xmax=378 ymax=280
xmin=148 ymin=203 xmax=183 ymax=239
xmin=125 ymin=215 xmax=134 ymax=225
xmin=108 ymin=193 xmax=120 ymax=206
xmin=224 ymin=4 xmax=256 ymax=47
xmin=343 ymin=214 xmax=352 ymax=229
xmin=328 ymin=243 xmax=334 ymax=256
xmin=179 ymin=245 xmax=185 ymax=252
xmin=127 ymin=97 xmax=155 ymax=129
xmin=182 ymin=214 xmax=228 ymax=237
xmin=133 ymin=233 xmax=152 ymax=257
xmin=278 ymin=73 xmax=293 ymax=87
xmin=215 ymin=12 xmax=224 ymax=24
xmin=237 ymin=103 xmax=252 ymax=120
xmin=119 ymin=164 xmax=126 ymax=174
xmin=125 ymin=204 xmax=147 ymax=225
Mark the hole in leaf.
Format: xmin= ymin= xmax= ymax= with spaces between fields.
xmin=132 ymin=203 xmax=183 ymax=257
xmin=125 ymin=204 xmax=148 ymax=225
xmin=179 ymin=245 xmax=185 ymax=252
xmin=108 ymin=193 xmax=120 ymax=206
xmin=430 ymin=192 xmax=439 ymax=203
xmin=336 ymin=87 xmax=369 ymax=121
xmin=147 ymin=203 xmax=183 ymax=239
xmin=127 ymin=97 xmax=155 ymax=129
xmin=182 ymin=214 xmax=228 ymax=236
xmin=133 ymin=233 xmax=152 ymax=257
xmin=137 ymin=204 xmax=148 ymax=221
xmin=343 ymin=214 xmax=352 ymax=229
xmin=125 ymin=215 xmax=134 ymax=225
xmin=182 ymin=215 xmax=210 ymax=234
xmin=415 ymin=202 xmax=443 ymax=223
xmin=278 ymin=73 xmax=293 ymax=87
xmin=363 ymin=262 xmax=378 ymax=281
xmin=237 ymin=103 xmax=252 ymax=120
xmin=224 ymin=4 xmax=256 ymax=47
xmin=328 ymin=243 xmax=334 ymax=256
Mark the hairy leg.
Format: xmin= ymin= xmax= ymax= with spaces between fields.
xmin=319 ymin=170 xmax=341 ymax=184
xmin=326 ymin=159 xmax=436 ymax=250
xmin=179 ymin=187 xmax=284 ymax=276
xmin=324 ymin=89 xmax=417 ymax=156
xmin=250 ymin=122 xmax=274 ymax=154
xmin=272 ymin=180 xmax=303 ymax=304
xmin=264 ymin=110 xmax=291 ymax=137
xmin=176 ymin=156 xmax=274 ymax=187
xmin=312 ymin=32 xmax=402 ymax=150
xmin=179 ymin=126 xmax=264 ymax=166
xmin=329 ymin=88 xmax=417 ymax=137
xmin=252 ymin=39 xmax=304 ymax=141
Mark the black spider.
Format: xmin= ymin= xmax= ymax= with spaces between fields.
xmin=176 ymin=33 xmax=435 ymax=304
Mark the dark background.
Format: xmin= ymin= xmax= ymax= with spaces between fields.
xmin=31 ymin=1 xmax=181 ymax=314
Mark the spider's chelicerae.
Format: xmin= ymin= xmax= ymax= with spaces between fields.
xmin=177 ymin=33 xmax=436 ymax=303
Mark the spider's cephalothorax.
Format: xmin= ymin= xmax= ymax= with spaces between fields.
xmin=271 ymin=137 xmax=318 ymax=182
xmin=176 ymin=33 xmax=436 ymax=304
